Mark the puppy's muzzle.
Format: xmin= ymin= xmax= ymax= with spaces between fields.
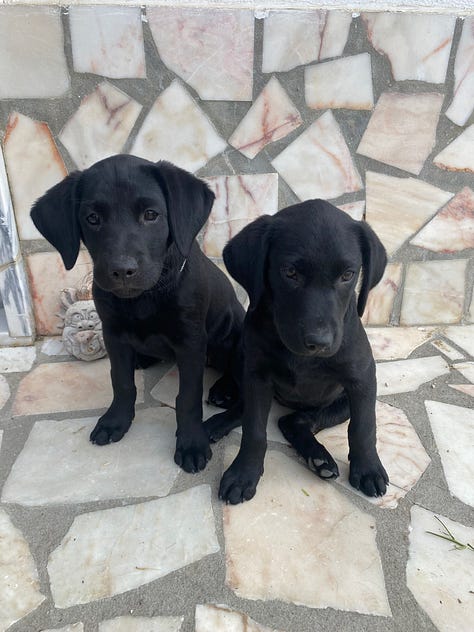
xmin=303 ymin=330 xmax=334 ymax=355
xmin=109 ymin=256 xmax=139 ymax=283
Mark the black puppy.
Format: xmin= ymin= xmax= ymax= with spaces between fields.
xmin=205 ymin=200 xmax=389 ymax=503
xmin=31 ymin=154 xmax=244 ymax=473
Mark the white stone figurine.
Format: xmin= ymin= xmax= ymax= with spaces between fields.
xmin=58 ymin=288 xmax=106 ymax=361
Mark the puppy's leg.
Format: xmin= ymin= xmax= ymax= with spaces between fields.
xmin=90 ymin=335 xmax=136 ymax=445
xmin=204 ymin=400 xmax=244 ymax=442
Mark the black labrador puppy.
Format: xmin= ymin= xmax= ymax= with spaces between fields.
xmin=31 ymin=154 xmax=244 ymax=473
xmin=204 ymin=200 xmax=389 ymax=504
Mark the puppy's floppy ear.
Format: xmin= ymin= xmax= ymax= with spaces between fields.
xmin=30 ymin=172 xmax=82 ymax=270
xmin=223 ymin=214 xmax=273 ymax=311
xmin=151 ymin=161 xmax=215 ymax=257
xmin=357 ymin=221 xmax=387 ymax=317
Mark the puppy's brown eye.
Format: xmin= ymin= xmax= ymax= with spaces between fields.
xmin=86 ymin=213 xmax=100 ymax=226
xmin=144 ymin=209 xmax=159 ymax=222
xmin=341 ymin=270 xmax=354 ymax=282
xmin=286 ymin=266 xmax=297 ymax=280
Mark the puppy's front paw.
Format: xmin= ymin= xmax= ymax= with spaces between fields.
xmin=349 ymin=455 xmax=389 ymax=497
xmin=174 ymin=430 xmax=212 ymax=473
xmin=90 ymin=411 xmax=133 ymax=445
xmin=219 ymin=459 xmax=263 ymax=504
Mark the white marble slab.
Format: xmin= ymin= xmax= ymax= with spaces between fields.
xmin=0 ymin=144 xmax=19 ymax=266
xmin=42 ymin=625 xmax=83 ymax=632
xmin=358 ymin=92 xmax=444 ymax=175
xmin=99 ymin=615 xmax=183 ymax=631
xmin=366 ymin=327 xmax=435 ymax=361
xmin=48 ymin=485 xmax=219 ymax=607
xmin=446 ymin=17 xmax=474 ymax=126
xmin=337 ymin=200 xmax=365 ymax=221
xmin=131 ymin=80 xmax=227 ymax=173
xmin=203 ymin=173 xmax=279 ymax=257
xmin=434 ymin=126 xmax=474 ymax=173
xmin=262 ymin=10 xmax=351 ymax=73
xmin=148 ymin=7 xmax=253 ymax=101
xmin=443 ymin=325 xmax=474 ymax=356
xmin=41 ymin=337 xmax=69 ymax=357
xmin=195 ymin=604 xmax=281 ymax=632
xmin=361 ymin=263 xmax=402 ymax=326
xmin=229 ymin=77 xmax=302 ymax=158
xmin=452 ymin=361 xmax=474 ymax=383
xmin=223 ymin=448 xmax=391 ymax=616
xmin=2 ymin=408 xmax=180 ymax=505
xmin=363 ymin=13 xmax=455 ymax=83
xmin=376 ymin=356 xmax=450 ymax=395
xmin=0 ymin=6 xmax=70 ymax=98
xmin=401 ymin=260 xmax=467 ymax=325
xmin=365 ymin=171 xmax=453 ymax=256
xmin=0 ymin=346 xmax=36 ymax=373
xmin=59 ymin=82 xmax=142 ymax=170
xmin=430 ymin=339 xmax=464 ymax=361
xmin=0 ymin=258 xmax=35 ymax=339
xmin=271 ymin=111 xmax=362 ymax=201
xmin=0 ymin=508 xmax=45 ymax=630
xmin=69 ymin=6 xmax=145 ymax=78
xmin=0 ymin=377 xmax=9 ymax=411
xmin=407 ymin=505 xmax=474 ymax=631
xmin=305 ymin=53 xmax=374 ymax=110
xmin=425 ymin=400 xmax=474 ymax=507
xmin=3 ymin=111 xmax=68 ymax=241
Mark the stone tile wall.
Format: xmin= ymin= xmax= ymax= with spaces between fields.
xmin=0 ymin=5 xmax=473 ymax=339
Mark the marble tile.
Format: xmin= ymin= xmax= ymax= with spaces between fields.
xmin=452 ymin=361 xmax=474 ymax=383
xmin=271 ymin=111 xmax=362 ymax=201
xmin=425 ymin=401 xmax=474 ymax=506
xmin=363 ymin=13 xmax=455 ymax=83
xmin=337 ymin=200 xmax=365 ymax=221
xmin=411 ymin=187 xmax=474 ymax=252
xmin=203 ymin=174 xmax=279 ymax=257
xmin=305 ymin=53 xmax=374 ymax=110
xmin=430 ymin=338 xmax=464 ymax=361
xmin=407 ymin=505 xmax=474 ymax=631
xmin=433 ymin=126 xmax=474 ymax=173
xmin=59 ymin=82 xmax=142 ymax=170
xmin=3 ymin=111 xmax=68 ymax=241
xmin=0 ymin=346 xmax=36 ymax=373
xmin=262 ymin=10 xmax=351 ymax=73
xmin=0 ymin=258 xmax=35 ymax=338
xmin=223 ymin=448 xmax=391 ymax=616
xmin=99 ymin=617 xmax=183 ymax=632
xmin=27 ymin=251 xmax=93 ymax=336
xmin=376 ymin=356 xmax=449 ymax=396
xmin=195 ymin=604 xmax=281 ymax=632
xmin=361 ymin=263 xmax=402 ymax=326
xmin=2 ymin=408 xmax=179 ymax=505
xmin=401 ymin=260 xmax=467 ymax=325
xmin=318 ymin=400 xmax=431 ymax=509
xmin=131 ymin=80 xmax=227 ymax=173
xmin=12 ymin=359 xmax=144 ymax=417
xmin=446 ymin=17 xmax=474 ymax=126
xmin=357 ymin=92 xmax=444 ymax=175
xmin=148 ymin=8 xmax=253 ymax=101
xmin=0 ymin=376 xmax=9 ymax=411
xmin=449 ymin=384 xmax=474 ymax=397
xmin=0 ymin=508 xmax=45 ymax=630
xmin=48 ymin=485 xmax=219 ymax=607
xmin=69 ymin=6 xmax=145 ymax=79
xmin=42 ymin=625 xmax=83 ymax=632
xmin=0 ymin=6 xmax=70 ymax=98
xmin=0 ymin=144 xmax=19 ymax=266
xmin=228 ymin=77 xmax=302 ymax=159
xmin=365 ymin=172 xmax=453 ymax=256
xmin=41 ymin=337 xmax=69 ymax=357
xmin=469 ymin=293 xmax=474 ymax=323
xmin=443 ymin=325 xmax=474 ymax=356
xmin=366 ymin=327 xmax=435 ymax=361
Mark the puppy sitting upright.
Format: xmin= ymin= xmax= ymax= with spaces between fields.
xmin=31 ymin=154 xmax=244 ymax=473
xmin=205 ymin=200 xmax=389 ymax=503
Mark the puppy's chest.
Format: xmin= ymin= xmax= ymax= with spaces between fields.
xmin=118 ymin=306 xmax=183 ymax=358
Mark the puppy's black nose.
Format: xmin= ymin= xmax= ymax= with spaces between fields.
xmin=110 ymin=257 xmax=138 ymax=281
xmin=304 ymin=332 xmax=333 ymax=352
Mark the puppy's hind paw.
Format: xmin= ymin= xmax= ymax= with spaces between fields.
xmin=207 ymin=374 xmax=239 ymax=409
xmin=349 ymin=456 xmax=389 ymax=497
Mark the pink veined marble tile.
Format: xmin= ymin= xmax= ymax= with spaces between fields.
xmin=410 ymin=187 xmax=474 ymax=252
xmin=337 ymin=200 xmax=365 ymax=221
xmin=357 ymin=92 xmax=444 ymax=175
xmin=271 ymin=111 xmax=362 ymax=201
xmin=195 ymin=605 xmax=282 ymax=632
xmin=366 ymin=327 xmax=435 ymax=361
xmin=446 ymin=17 xmax=474 ymax=126
xmin=69 ymin=6 xmax=146 ymax=79
xmin=433 ymin=125 xmax=474 ymax=173
xmin=449 ymin=384 xmax=474 ymax=398
xmin=400 ymin=259 xmax=467 ymax=325
xmin=131 ymin=80 xmax=227 ymax=173
xmin=202 ymin=174 xmax=279 ymax=258
xmin=363 ymin=13 xmax=455 ymax=83
xmin=262 ymin=10 xmax=352 ymax=73
xmin=361 ymin=263 xmax=402 ymax=326
xmin=305 ymin=53 xmax=374 ymax=110
xmin=3 ymin=112 xmax=67 ymax=241
xmin=59 ymin=82 xmax=142 ymax=170
xmin=147 ymin=7 xmax=254 ymax=101
xmin=228 ymin=77 xmax=302 ymax=159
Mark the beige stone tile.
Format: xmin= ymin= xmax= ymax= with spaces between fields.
xmin=358 ymin=92 xmax=444 ymax=175
xmin=400 ymin=260 xmax=467 ymax=325
xmin=443 ymin=325 xmax=474 ymax=356
xmin=99 ymin=615 xmax=183 ymax=631
xmin=41 ymin=337 xmax=69 ymax=357
xmin=12 ymin=358 xmax=144 ymax=417
xmin=446 ymin=17 xmax=474 ymax=126
xmin=0 ymin=508 xmax=45 ymax=630
xmin=42 ymin=624 xmax=83 ymax=632
xmin=229 ymin=77 xmax=302 ymax=159
xmin=430 ymin=339 xmax=465 ymax=361
xmin=376 ymin=356 xmax=450 ymax=396
xmin=223 ymin=448 xmax=391 ymax=616
xmin=195 ymin=604 xmax=282 ymax=632
xmin=3 ymin=112 xmax=67 ymax=241
xmin=449 ymin=384 xmax=474 ymax=397
xmin=407 ymin=505 xmax=474 ymax=631
xmin=433 ymin=126 xmax=474 ymax=173
xmin=365 ymin=171 xmax=453 ymax=256
xmin=337 ymin=200 xmax=365 ymax=221
xmin=48 ymin=486 xmax=219 ymax=607
xmin=0 ymin=346 xmax=36 ymax=373
xmin=361 ymin=263 xmax=402 ymax=325
xmin=366 ymin=327 xmax=435 ymax=361
xmin=451 ymin=361 xmax=474 ymax=383
xmin=0 ymin=378 xmax=9 ymax=411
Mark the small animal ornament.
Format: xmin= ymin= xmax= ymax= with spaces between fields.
xmin=58 ymin=288 xmax=106 ymax=361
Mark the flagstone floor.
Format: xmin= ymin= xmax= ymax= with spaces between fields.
xmin=0 ymin=326 xmax=473 ymax=632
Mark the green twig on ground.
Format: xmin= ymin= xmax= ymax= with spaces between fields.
xmin=426 ymin=515 xmax=474 ymax=552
